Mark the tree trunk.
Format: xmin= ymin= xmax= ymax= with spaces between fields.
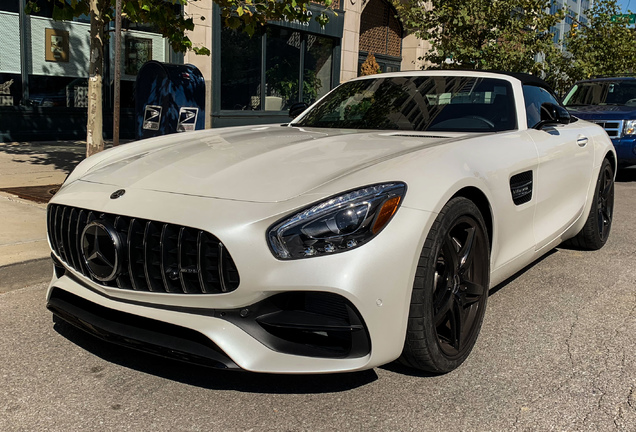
xmin=113 ymin=0 xmax=122 ymax=146
xmin=86 ymin=0 xmax=105 ymax=157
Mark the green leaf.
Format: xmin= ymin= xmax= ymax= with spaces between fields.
xmin=193 ymin=47 xmax=211 ymax=56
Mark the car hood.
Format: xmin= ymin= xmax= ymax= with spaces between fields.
xmin=79 ymin=125 xmax=468 ymax=203
xmin=567 ymin=104 xmax=636 ymax=120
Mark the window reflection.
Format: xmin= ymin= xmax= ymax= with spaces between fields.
xmin=220 ymin=25 xmax=336 ymax=112
xmin=28 ymin=76 xmax=88 ymax=108
xmin=266 ymin=27 xmax=300 ymax=111
xmin=0 ymin=73 xmax=21 ymax=106
xmin=304 ymin=35 xmax=332 ymax=104
xmin=296 ymin=76 xmax=516 ymax=132
xmin=220 ymin=27 xmax=262 ymax=110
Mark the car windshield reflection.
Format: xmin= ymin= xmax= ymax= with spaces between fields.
xmin=294 ymin=76 xmax=517 ymax=132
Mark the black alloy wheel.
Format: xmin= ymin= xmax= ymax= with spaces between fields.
xmin=400 ymin=197 xmax=490 ymax=373
xmin=432 ymin=216 xmax=488 ymax=357
xmin=596 ymin=162 xmax=614 ymax=243
xmin=566 ymin=158 xmax=614 ymax=250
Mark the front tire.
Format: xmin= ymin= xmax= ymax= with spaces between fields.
xmin=566 ymin=159 xmax=614 ymax=250
xmin=400 ymin=197 xmax=490 ymax=373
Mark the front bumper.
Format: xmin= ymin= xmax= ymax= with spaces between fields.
xmin=46 ymin=181 xmax=431 ymax=373
xmin=612 ymin=136 xmax=636 ymax=166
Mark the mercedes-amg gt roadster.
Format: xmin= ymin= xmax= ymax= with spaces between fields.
xmin=46 ymin=71 xmax=616 ymax=374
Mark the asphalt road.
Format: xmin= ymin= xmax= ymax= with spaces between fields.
xmin=2 ymin=172 xmax=636 ymax=432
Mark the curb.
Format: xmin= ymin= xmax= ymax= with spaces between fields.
xmin=0 ymin=257 xmax=52 ymax=294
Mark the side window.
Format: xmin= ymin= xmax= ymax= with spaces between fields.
xmin=523 ymin=85 xmax=560 ymax=128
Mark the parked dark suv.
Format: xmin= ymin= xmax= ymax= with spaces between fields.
xmin=563 ymin=77 xmax=636 ymax=167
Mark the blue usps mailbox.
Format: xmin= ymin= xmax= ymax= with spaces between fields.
xmin=135 ymin=61 xmax=205 ymax=139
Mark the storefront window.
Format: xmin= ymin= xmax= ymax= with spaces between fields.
xmin=28 ymin=75 xmax=88 ymax=108
xmin=219 ymin=24 xmax=336 ymax=112
xmin=304 ymin=35 xmax=333 ymax=104
xmin=265 ymin=27 xmax=300 ymax=111
xmin=0 ymin=74 xmax=22 ymax=106
xmin=28 ymin=0 xmax=55 ymax=18
xmin=1 ymin=1 xmax=19 ymax=13
xmin=220 ymin=27 xmax=262 ymax=110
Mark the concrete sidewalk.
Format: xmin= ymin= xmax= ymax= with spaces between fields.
xmin=0 ymin=141 xmax=102 ymax=268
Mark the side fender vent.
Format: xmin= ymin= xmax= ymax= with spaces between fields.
xmin=510 ymin=171 xmax=533 ymax=205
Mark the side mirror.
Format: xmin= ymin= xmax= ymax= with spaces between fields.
xmin=289 ymin=102 xmax=309 ymax=118
xmin=537 ymin=102 xmax=571 ymax=129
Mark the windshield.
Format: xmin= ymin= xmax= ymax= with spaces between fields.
xmin=563 ymin=81 xmax=636 ymax=107
xmin=294 ymin=76 xmax=516 ymax=132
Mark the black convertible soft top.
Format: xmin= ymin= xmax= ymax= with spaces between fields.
xmin=417 ymin=69 xmax=553 ymax=90
xmin=498 ymin=71 xmax=552 ymax=89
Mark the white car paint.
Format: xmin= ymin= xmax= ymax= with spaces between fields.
xmin=46 ymin=71 xmax=616 ymax=373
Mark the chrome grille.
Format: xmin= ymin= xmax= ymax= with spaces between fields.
xmin=47 ymin=204 xmax=240 ymax=294
xmin=591 ymin=120 xmax=624 ymax=138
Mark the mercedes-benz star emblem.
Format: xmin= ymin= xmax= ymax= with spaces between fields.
xmin=110 ymin=189 xmax=126 ymax=199
xmin=81 ymin=221 xmax=122 ymax=282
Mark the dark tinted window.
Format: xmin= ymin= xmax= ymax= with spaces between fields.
xmin=220 ymin=28 xmax=262 ymax=110
xmin=563 ymin=80 xmax=636 ymax=107
xmin=295 ymin=76 xmax=516 ymax=132
xmin=1 ymin=1 xmax=19 ymax=12
xmin=523 ymin=85 xmax=560 ymax=128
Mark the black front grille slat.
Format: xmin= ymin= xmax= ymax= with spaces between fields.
xmin=53 ymin=205 xmax=63 ymax=259
xmin=114 ymin=216 xmax=133 ymax=290
xmin=160 ymin=224 xmax=182 ymax=293
xmin=143 ymin=221 xmax=164 ymax=292
xmin=178 ymin=227 xmax=202 ymax=294
xmin=129 ymin=218 xmax=149 ymax=291
xmin=46 ymin=204 xmax=241 ymax=295
xmin=196 ymin=231 xmax=208 ymax=293
xmin=75 ymin=210 xmax=89 ymax=276
xmin=218 ymin=242 xmax=227 ymax=293
xmin=66 ymin=208 xmax=79 ymax=270
xmin=59 ymin=207 xmax=70 ymax=264
xmin=199 ymin=232 xmax=221 ymax=292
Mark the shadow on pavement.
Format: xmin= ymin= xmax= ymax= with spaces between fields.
xmin=0 ymin=141 xmax=87 ymax=175
xmin=488 ymin=249 xmax=556 ymax=297
xmin=616 ymin=166 xmax=636 ymax=183
xmin=52 ymin=318 xmax=379 ymax=393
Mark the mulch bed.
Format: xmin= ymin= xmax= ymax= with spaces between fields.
xmin=0 ymin=184 xmax=61 ymax=204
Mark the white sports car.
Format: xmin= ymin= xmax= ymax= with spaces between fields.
xmin=46 ymin=71 xmax=615 ymax=374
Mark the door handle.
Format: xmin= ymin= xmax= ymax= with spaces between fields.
xmin=577 ymin=135 xmax=589 ymax=147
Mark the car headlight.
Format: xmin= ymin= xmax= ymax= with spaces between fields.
xmin=268 ymin=183 xmax=406 ymax=259
xmin=624 ymin=120 xmax=636 ymax=136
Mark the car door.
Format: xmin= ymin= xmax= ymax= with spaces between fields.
xmin=523 ymin=85 xmax=595 ymax=250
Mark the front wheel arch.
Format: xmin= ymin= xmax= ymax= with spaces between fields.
xmin=451 ymin=186 xmax=493 ymax=251
xmin=399 ymin=196 xmax=491 ymax=373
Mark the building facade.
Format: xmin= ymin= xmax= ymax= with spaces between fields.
xmin=551 ymin=0 xmax=593 ymax=46
xmin=0 ymin=0 xmax=426 ymax=140
xmin=0 ymin=0 xmax=180 ymax=141
xmin=184 ymin=0 xmax=425 ymax=128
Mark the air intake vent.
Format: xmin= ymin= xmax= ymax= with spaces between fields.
xmin=510 ymin=171 xmax=533 ymax=205
xmin=47 ymin=204 xmax=240 ymax=294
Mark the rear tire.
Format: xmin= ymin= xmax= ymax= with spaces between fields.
xmin=566 ymin=159 xmax=614 ymax=250
xmin=399 ymin=197 xmax=490 ymax=373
